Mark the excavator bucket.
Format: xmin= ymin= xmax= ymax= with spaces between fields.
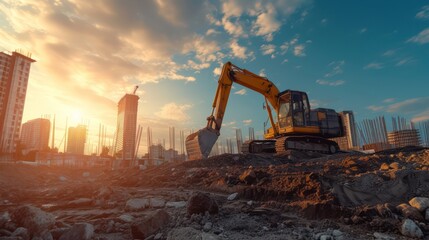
xmin=185 ymin=128 xmax=219 ymax=160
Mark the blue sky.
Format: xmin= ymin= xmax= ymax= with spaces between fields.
xmin=0 ymin=0 xmax=428 ymax=154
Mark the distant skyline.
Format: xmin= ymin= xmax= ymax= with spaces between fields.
xmin=0 ymin=0 xmax=428 ymax=155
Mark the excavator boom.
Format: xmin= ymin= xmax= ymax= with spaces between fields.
xmin=186 ymin=62 xmax=280 ymax=160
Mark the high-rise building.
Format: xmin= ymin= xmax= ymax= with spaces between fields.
xmin=114 ymin=94 xmax=139 ymax=160
xmin=0 ymin=51 xmax=36 ymax=153
xmin=20 ymin=118 xmax=50 ymax=154
xmin=67 ymin=125 xmax=87 ymax=155
xmin=331 ymin=111 xmax=359 ymax=150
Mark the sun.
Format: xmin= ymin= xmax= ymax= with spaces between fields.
xmin=70 ymin=110 xmax=83 ymax=125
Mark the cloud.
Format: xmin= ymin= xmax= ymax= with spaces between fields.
xmin=213 ymin=67 xmax=221 ymax=76
xmin=364 ymin=62 xmax=384 ymax=70
xmin=155 ymin=102 xmax=192 ymax=121
xmin=186 ymin=60 xmax=210 ymax=70
xmin=293 ymin=44 xmax=306 ymax=57
xmin=408 ymin=28 xmax=429 ymax=44
xmin=243 ymin=119 xmax=252 ymax=125
xmin=321 ymin=18 xmax=327 ymax=24
xmin=234 ymin=89 xmax=247 ymax=95
xmin=359 ymin=28 xmax=367 ymax=34
xmin=382 ymin=49 xmax=396 ymax=57
xmin=367 ymin=105 xmax=384 ymax=112
xmin=206 ymin=28 xmax=220 ymax=36
xmin=396 ymin=57 xmax=414 ymax=67
xmin=260 ymin=44 xmax=276 ymax=55
xmin=416 ymin=5 xmax=429 ymax=19
xmin=280 ymin=42 xmax=289 ymax=54
xmin=259 ymin=69 xmax=266 ymax=77
xmin=220 ymin=0 xmax=309 ymax=42
xmin=316 ymin=79 xmax=345 ymax=86
xmin=222 ymin=121 xmax=236 ymax=127
xmin=230 ymin=39 xmax=252 ymax=59
xmin=324 ymin=60 xmax=345 ymax=78
xmin=251 ymin=3 xmax=280 ymax=41
xmin=386 ymin=97 xmax=429 ymax=114
xmin=383 ymin=98 xmax=395 ymax=103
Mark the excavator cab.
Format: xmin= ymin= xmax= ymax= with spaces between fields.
xmin=277 ymin=90 xmax=311 ymax=128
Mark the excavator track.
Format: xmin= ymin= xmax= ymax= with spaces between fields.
xmin=275 ymin=136 xmax=339 ymax=155
xmin=241 ymin=140 xmax=276 ymax=154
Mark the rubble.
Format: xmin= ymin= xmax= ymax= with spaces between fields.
xmin=1 ymin=147 xmax=429 ymax=239
xmin=400 ymin=219 xmax=423 ymax=238
xmin=11 ymin=206 xmax=55 ymax=236
xmin=58 ymin=223 xmax=94 ymax=240
xmin=187 ymin=192 xmax=218 ymax=215
xmin=131 ymin=209 xmax=170 ymax=239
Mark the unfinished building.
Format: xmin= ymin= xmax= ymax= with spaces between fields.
xmin=388 ymin=129 xmax=421 ymax=148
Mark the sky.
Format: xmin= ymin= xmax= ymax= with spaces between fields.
xmin=0 ymin=0 xmax=428 ymax=155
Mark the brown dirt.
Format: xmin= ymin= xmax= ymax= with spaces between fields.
xmin=1 ymin=146 xmax=429 ymax=239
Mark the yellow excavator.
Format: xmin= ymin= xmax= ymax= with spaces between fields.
xmin=186 ymin=62 xmax=345 ymax=160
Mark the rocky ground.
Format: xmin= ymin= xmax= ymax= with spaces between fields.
xmin=1 ymin=146 xmax=429 ymax=239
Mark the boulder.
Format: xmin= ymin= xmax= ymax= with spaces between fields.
xmin=11 ymin=206 xmax=55 ymax=235
xmin=187 ymin=192 xmax=218 ymax=215
xmin=396 ymin=203 xmax=424 ymax=221
xmin=11 ymin=227 xmax=29 ymax=240
xmin=131 ymin=209 xmax=170 ymax=239
xmin=117 ymin=214 xmax=134 ymax=223
xmin=125 ymin=198 xmax=149 ymax=211
xmin=165 ymin=201 xmax=187 ymax=208
xmin=150 ymin=198 xmax=166 ymax=208
xmin=409 ymin=197 xmax=429 ymax=212
xmin=400 ymin=219 xmax=423 ymax=239
xmin=59 ymin=223 xmax=94 ymax=240
xmin=227 ymin=193 xmax=238 ymax=201
xmin=0 ymin=212 xmax=10 ymax=228
xmin=50 ymin=228 xmax=70 ymax=240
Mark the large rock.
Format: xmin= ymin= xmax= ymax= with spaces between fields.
xmin=11 ymin=227 xmax=29 ymax=240
xmin=165 ymin=201 xmax=187 ymax=208
xmin=131 ymin=209 xmax=170 ymax=239
xmin=11 ymin=206 xmax=55 ymax=235
xmin=187 ymin=192 xmax=218 ymax=215
xmin=0 ymin=212 xmax=10 ymax=228
xmin=125 ymin=198 xmax=149 ymax=211
xmin=150 ymin=198 xmax=166 ymax=208
xmin=400 ymin=219 xmax=423 ymax=239
xmin=59 ymin=223 xmax=94 ymax=240
xmin=396 ymin=203 xmax=424 ymax=221
xmin=409 ymin=197 xmax=429 ymax=212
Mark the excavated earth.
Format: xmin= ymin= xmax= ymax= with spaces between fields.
xmin=1 ymin=146 xmax=429 ymax=239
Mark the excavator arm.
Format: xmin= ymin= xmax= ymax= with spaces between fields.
xmin=186 ymin=62 xmax=281 ymax=160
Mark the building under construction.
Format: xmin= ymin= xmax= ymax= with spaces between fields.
xmin=331 ymin=111 xmax=359 ymax=150
xmin=114 ymin=91 xmax=139 ymax=163
xmin=388 ymin=129 xmax=421 ymax=148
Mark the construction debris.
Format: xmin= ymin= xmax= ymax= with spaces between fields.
xmin=1 ymin=146 xmax=429 ymax=239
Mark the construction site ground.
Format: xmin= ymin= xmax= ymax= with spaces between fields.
xmin=1 ymin=146 xmax=429 ymax=239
